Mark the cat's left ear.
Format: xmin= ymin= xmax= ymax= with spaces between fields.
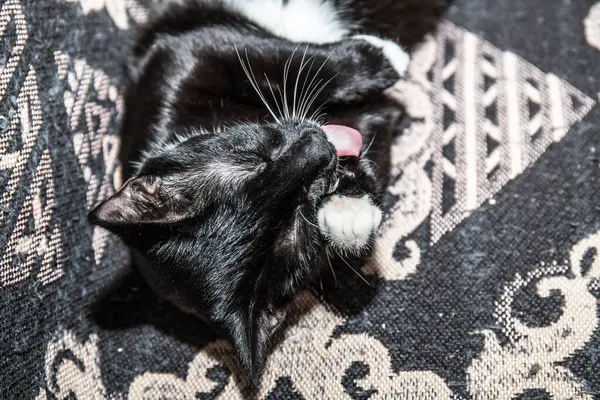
xmin=89 ymin=175 xmax=190 ymax=228
xmin=226 ymin=302 xmax=286 ymax=386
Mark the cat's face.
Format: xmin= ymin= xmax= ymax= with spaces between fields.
xmin=89 ymin=119 xmax=379 ymax=381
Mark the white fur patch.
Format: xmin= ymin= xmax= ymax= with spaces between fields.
xmin=318 ymin=195 xmax=382 ymax=253
xmin=204 ymin=161 xmax=259 ymax=186
xmin=217 ymin=0 xmax=349 ymax=44
xmin=354 ymin=34 xmax=411 ymax=77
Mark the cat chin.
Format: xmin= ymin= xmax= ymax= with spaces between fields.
xmin=317 ymin=194 xmax=382 ymax=255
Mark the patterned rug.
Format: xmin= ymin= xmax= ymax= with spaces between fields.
xmin=2 ymin=0 xmax=600 ymax=398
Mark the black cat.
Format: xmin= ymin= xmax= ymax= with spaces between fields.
xmin=89 ymin=0 xmax=445 ymax=384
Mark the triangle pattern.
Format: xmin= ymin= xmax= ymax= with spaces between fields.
xmin=371 ymin=21 xmax=596 ymax=281
xmin=429 ymin=21 xmax=596 ymax=243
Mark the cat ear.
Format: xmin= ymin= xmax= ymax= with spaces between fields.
xmin=89 ymin=175 xmax=190 ymax=228
xmin=226 ymin=302 xmax=285 ymax=386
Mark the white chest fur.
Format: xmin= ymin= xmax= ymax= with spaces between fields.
xmin=218 ymin=0 xmax=350 ymax=43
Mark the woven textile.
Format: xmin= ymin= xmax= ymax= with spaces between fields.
xmin=1 ymin=0 xmax=600 ymax=398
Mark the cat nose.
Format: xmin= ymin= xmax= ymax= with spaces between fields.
xmin=258 ymin=129 xmax=336 ymax=203
xmin=294 ymin=128 xmax=337 ymax=170
xmin=272 ymin=129 xmax=336 ymax=182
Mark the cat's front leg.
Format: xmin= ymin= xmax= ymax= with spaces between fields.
xmin=317 ymin=194 xmax=382 ymax=255
xmin=352 ymin=35 xmax=411 ymax=78
xmin=318 ymin=34 xmax=411 ymax=105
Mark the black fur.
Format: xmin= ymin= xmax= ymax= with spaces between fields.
xmin=89 ymin=0 xmax=448 ymax=385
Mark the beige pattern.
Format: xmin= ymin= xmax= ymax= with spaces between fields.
xmin=585 ymin=2 xmax=600 ymax=51
xmin=0 ymin=0 xmax=31 ymax=219
xmin=67 ymin=0 xmax=148 ymax=30
xmin=37 ymin=331 xmax=107 ymax=400
xmin=127 ymin=341 xmax=240 ymax=399
xmin=37 ymin=293 xmax=452 ymax=399
xmin=45 ymin=241 xmax=600 ymax=400
xmin=467 ymin=232 xmax=600 ymax=399
xmin=364 ymin=35 xmax=436 ymax=280
xmin=55 ymin=51 xmax=124 ymax=265
xmin=0 ymin=1 xmax=64 ymax=288
xmin=0 ymin=0 xmax=27 ymax=100
xmin=39 ymin=260 xmax=598 ymax=400
xmin=2 ymin=147 xmax=64 ymax=287
xmin=130 ymin=293 xmax=453 ymax=399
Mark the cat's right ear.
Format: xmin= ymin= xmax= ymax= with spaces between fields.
xmin=89 ymin=175 xmax=190 ymax=228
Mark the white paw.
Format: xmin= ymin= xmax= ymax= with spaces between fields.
xmin=318 ymin=195 xmax=382 ymax=253
xmin=354 ymin=34 xmax=411 ymax=77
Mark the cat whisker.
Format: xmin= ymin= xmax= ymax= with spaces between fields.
xmin=298 ymin=50 xmax=334 ymax=120
xmin=325 ymin=247 xmax=338 ymax=288
xmin=314 ymin=116 xmax=327 ymax=126
xmin=301 ymin=74 xmax=338 ymax=122
xmin=294 ymin=209 xmax=299 ymax=245
xmin=333 ymin=248 xmax=371 ymax=286
xmin=276 ymin=84 xmax=286 ymax=120
xmin=337 ymin=164 xmax=349 ymax=173
xmin=299 ymin=77 xmax=322 ymax=120
xmin=264 ymin=72 xmax=285 ymax=120
xmin=299 ymin=210 xmax=318 ymax=229
xmin=298 ymin=56 xmax=317 ymax=120
xmin=235 ymin=47 xmax=280 ymax=123
xmin=292 ymin=45 xmax=311 ymax=119
xmin=360 ymin=130 xmax=378 ymax=159
xmin=309 ymin=101 xmax=329 ymax=124
xmin=282 ymin=44 xmax=301 ymax=120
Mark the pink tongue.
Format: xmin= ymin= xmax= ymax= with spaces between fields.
xmin=322 ymin=125 xmax=363 ymax=157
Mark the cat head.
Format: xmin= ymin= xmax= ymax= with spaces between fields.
xmin=89 ymin=119 xmax=379 ymax=382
